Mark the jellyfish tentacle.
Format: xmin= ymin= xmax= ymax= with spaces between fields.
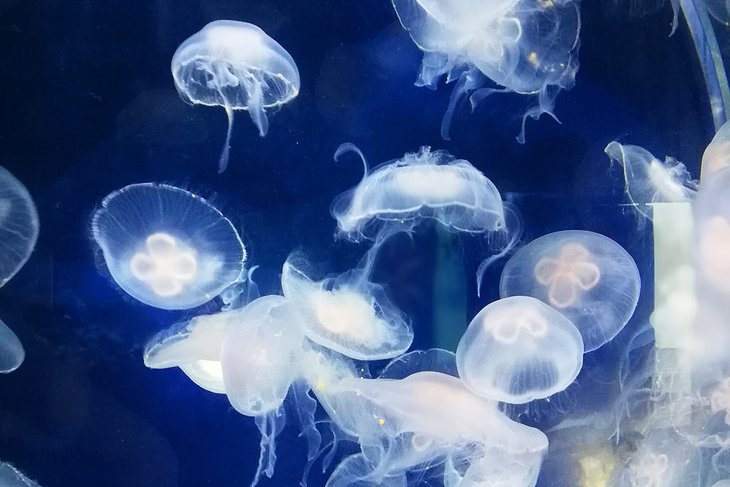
xmin=334 ymin=143 xmax=370 ymax=182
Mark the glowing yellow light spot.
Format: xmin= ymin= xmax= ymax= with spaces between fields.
xmin=579 ymin=450 xmax=615 ymax=487
xmin=528 ymin=52 xmax=539 ymax=68
xmin=316 ymin=379 xmax=326 ymax=391
xmin=378 ymin=418 xmax=385 ymax=426
xmin=540 ymin=0 xmax=554 ymax=7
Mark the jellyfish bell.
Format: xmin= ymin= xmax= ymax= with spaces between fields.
xmin=143 ymin=309 xmax=241 ymax=393
xmin=220 ymin=295 xmax=305 ymax=417
xmin=217 ymin=296 xmax=311 ymax=487
xmin=322 ymin=370 xmax=548 ymax=486
xmin=91 ymin=183 xmax=246 ymax=310
xmin=0 ymin=318 xmax=24 ymax=374
xmin=604 ymin=141 xmax=697 ymax=222
xmin=0 ymin=462 xmax=40 ymax=487
xmin=500 ymin=230 xmax=640 ymax=352
xmin=456 ymin=296 xmax=583 ymax=404
xmin=331 ymin=144 xmax=505 ymax=241
xmin=171 ymin=20 xmax=300 ymax=172
xmin=702 ymin=121 xmax=730 ymax=180
xmin=0 ymin=166 xmax=39 ymax=287
xmin=392 ymin=0 xmax=580 ymax=141
xmin=281 ymin=252 xmax=413 ymax=361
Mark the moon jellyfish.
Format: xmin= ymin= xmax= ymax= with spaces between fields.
xmin=220 ymin=295 xmax=304 ymax=416
xmin=0 ymin=318 xmax=24 ymax=374
xmin=281 ymin=253 xmax=412 ymax=360
xmin=321 ymin=371 xmax=548 ymax=487
xmin=456 ymin=296 xmax=583 ymax=404
xmin=391 ymin=0 xmax=581 ymax=141
xmin=604 ymin=141 xmax=697 ymax=222
xmin=91 ymin=183 xmax=246 ymax=310
xmin=143 ymin=309 xmax=243 ymax=393
xmin=172 ymin=20 xmax=300 ymax=172
xmin=0 ymin=166 xmax=39 ymax=287
xmin=0 ymin=462 xmax=40 ymax=487
xmin=702 ymin=121 xmax=730 ymax=179
xmin=332 ymin=144 xmax=505 ymax=240
xmin=500 ymin=230 xmax=640 ymax=352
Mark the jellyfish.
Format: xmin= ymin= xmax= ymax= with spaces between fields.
xmin=219 ymin=294 xmax=309 ymax=487
xmin=500 ymin=230 xmax=640 ymax=352
xmin=391 ymin=0 xmax=581 ymax=141
xmin=220 ymin=295 xmax=305 ymax=416
xmin=144 ymin=308 xmax=243 ymax=393
xmin=0 ymin=462 xmax=40 ymax=487
xmin=0 ymin=166 xmax=39 ymax=287
xmin=331 ymin=144 xmax=518 ymax=286
xmin=702 ymin=121 xmax=730 ymax=180
xmin=0 ymin=318 xmax=24 ymax=374
xmin=456 ymin=296 xmax=583 ymax=404
xmin=332 ymin=144 xmax=505 ymax=240
xmin=281 ymin=252 xmax=412 ymax=360
xmin=171 ymin=20 xmax=300 ymax=172
xmin=91 ymin=183 xmax=246 ymax=310
xmin=604 ymin=141 xmax=697 ymax=222
xmin=319 ymin=370 xmax=549 ymax=487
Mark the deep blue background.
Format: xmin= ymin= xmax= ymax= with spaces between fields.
xmin=0 ymin=0 xmax=714 ymax=486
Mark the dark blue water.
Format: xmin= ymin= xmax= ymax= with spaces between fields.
xmin=0 ymin=1 xmax=713 ymax=486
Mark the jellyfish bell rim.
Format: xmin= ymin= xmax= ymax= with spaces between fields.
xmin=0 ymin=165 xmax=40 ymax=288
xmin=333 ymin=200 xmax=506 ymax=236
xmin=91 ymin=182 xmax=246 ymax=310
xmin=0 ymin=318 xmax=25 ymax=374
